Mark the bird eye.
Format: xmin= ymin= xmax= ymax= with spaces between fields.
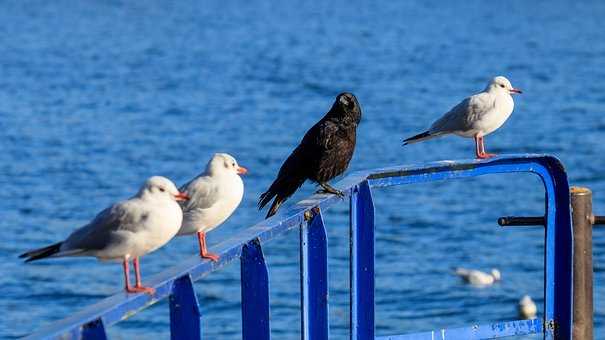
xmin=499 ymin=84 xmax=505 ymax=88
xmin=159 ymin=187 xmax=166 ymax=192
xmin=232 ymin=162 xmax=236 ymax=167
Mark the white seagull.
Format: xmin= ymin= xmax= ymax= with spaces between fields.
xmin=178 ymin=153 xmax=246 ymax=261
xmin=20 ymin=176 xmax=189 ymax=294
xmin=518 ymin=295 xmax=537 ymax=319
xmin=454 ymin=267 xmax=501 ymax=286
xmin=403 ymin=76 xmax=522 ymax=159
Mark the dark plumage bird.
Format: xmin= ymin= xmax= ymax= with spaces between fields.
xmin=259 ymin=92 xmax=362 ymax=218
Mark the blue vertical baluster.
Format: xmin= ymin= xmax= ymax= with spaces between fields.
xmin=349 ymin=181 xmax=375 ymax=340
xmin=170 ymin=274 xmax=201 ymax=340
xmin=79 ymin=318 xmax=107 ymax=340
xmin=300 ymin=209 xmax=329 ymax=340
xmin=241 ymin=238 xmax=271 ymax=340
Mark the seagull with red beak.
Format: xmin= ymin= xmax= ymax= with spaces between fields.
xmin=20 ymin=176 xmax=189 ymax=295
xmin=177 ymin=153 xmax=246 ymax=261
xmin=403 ymin=76 xmax=522 ymax=159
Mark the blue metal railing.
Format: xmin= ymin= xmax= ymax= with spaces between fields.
xmin=23 ymin=154 xmax=573 ymax=340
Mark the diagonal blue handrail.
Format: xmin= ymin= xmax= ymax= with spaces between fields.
xmin=22 ymin=154 xmax=572 ymax=340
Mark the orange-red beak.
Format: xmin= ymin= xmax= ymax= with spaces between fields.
xmin=510 ymin=88 xmax=522 ymax=94
xmin=174 ymin=192 xmax=190 ymax=201
xmin=237 ymin=166 xmax=248 ymax=175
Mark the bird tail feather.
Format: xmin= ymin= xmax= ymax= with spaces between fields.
xmin=259 ymin=149 xmax=309 ymax=218
xmin=258 ymin=190 xmax=275 ymax=211
xmin=453 ymin=267 xmax=469 ymax=277
xmin=19 ymin=242 xmax=63 ymax=262
xmin=266 ymin=198 xmax=283 ymax=218
xmin=402 ymin=131 xmax=442 ymax=145
xmin=259 ymin=189 xmax=284 ymax=219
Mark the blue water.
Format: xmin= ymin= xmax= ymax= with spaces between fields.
xmin=1 ymin=1 xmax=605 ymax=339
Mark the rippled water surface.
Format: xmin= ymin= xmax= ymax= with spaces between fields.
xmin=1 ymin=1 xmax=605 ymax=339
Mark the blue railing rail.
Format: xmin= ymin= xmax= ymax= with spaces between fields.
xmin=23 ymin=154 xmax=573 ymax=340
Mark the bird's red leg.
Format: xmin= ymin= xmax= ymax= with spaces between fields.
xmin=197 ymin=231 xmax=220 ymax=262
xmin=123 ymin=259 xmax=132 ymax=291
xmin=134 ymin=257 xmax=142 ymax=287
xmin=125 ymin=257 xmax=155 ymax=294
xmin=474 ymin=136 xmax=483 ymax=158
xmin=477 ymin=136 xmax=496 ymax=159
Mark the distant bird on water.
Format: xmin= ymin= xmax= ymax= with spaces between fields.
xmin=20 ymin=176 xmax=189 ymax=294
xmin=454 ymin=267 xmax=501 ymax=286
xmin=259 ymin=92 xmax=362 ymax=218
xmin=403 ymin=76 xmax=522 ymax=159
xmin=518 ymin=295 xmax=537 ymax=319
xmin=178 ymin=153 xmax=246 ymax=261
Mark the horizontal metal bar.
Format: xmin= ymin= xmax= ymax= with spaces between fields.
xmin=498 ymin=216 xmax=545 ymax=226
xmin=376 ymin=319 xmax=543 ymax=340
xmin=364 ymin=154 xmax=559 ymax=189
xmin=499 ymin=215 xmax=605 ymax=226
xmin=23 ymin=154 xmax=563 ymax=339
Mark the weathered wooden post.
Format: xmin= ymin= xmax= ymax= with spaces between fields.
xmin=571 ymin=186 xmax=593 ymax=340
xmin=498 ymin=186 xmax=597 ymax=339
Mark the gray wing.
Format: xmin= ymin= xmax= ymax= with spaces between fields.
xmin=180 ymin=176 xmax=220 ymax=211
xmin=62 ymin=202 xmax=142 ymax=251
xmin=429 ymin=92 xmax=494 ymax=133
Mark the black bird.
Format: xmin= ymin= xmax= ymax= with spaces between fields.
xmin=259 ymin=92 xmax=362 ymax=218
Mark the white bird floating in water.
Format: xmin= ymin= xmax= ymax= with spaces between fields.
xmin=454 ymin=267 xmax=501 ymax=286
xmin=518 ymin=295 xmax=537 ymax=319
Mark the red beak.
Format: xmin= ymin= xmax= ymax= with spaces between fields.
xmin=174 ymin=192 xmax=190 ymax=201
xmin=510 ymin=88 xmax=522 ymax=94
xmin=237 ymin=166 xmax=248 ymax=175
